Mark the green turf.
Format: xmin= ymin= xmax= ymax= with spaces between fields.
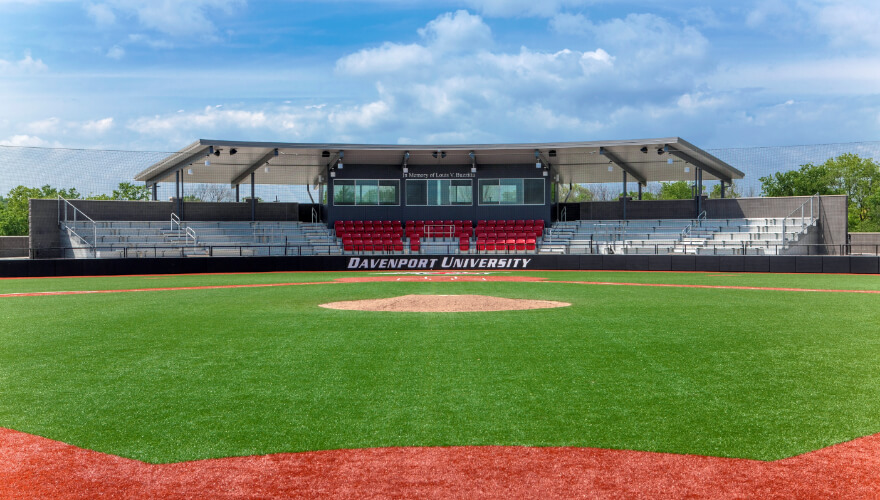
xmin=1 ymin=272 xmax=880 ymax=463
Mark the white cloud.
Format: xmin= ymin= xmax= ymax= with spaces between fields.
xmin=106 ymin=45 xmax=125 ymax=59
xmin=0 ymin=50 xmax=48 ymax=74
xmin=24 ymin=117 xmax=61 ymax=135
xmin=805 ymin=0 xmax=880 ymax=49
xmin=82 ymin=117 xmax=114 ymax=134
xmin=461 ymin=0 xmax=591 ymax=18
xmin=336 ymin=43 xmax=432 ymax=75
xmin=417 ymin=10 xmax=492 ymax=52
xmin=86 ymin=2 xmax=116 ymax=27
xmin=85 ymin=0 xmax=246 ymax=39
xmin=0 ymin=134 xmax=52 ymax=147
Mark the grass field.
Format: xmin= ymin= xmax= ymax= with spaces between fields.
xmin=2 ymin=270 xmax=879 ymax=464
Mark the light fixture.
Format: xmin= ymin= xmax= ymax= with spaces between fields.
xmin=337 ymin=151 xmax=344 ymax=169
xmin=608 ymin=165 xmax=614 ymax=172
xmin=213 ymin=149 xmax=221 ymax=157
xmin=657 ymin=147 xmax=664 ymax=155
xmin=264 ymin=166 xmax=270 ymax=173
xmin=229 ymin=148 xmax=237 ymax=155
xmin=187 ymin=168 xmax=194 ymax=175
xmin=542 ymin=170 xmax=548 ymax=177
xmin=330 ymin=171 xmax=336 ymax=178
xmin=470 ymin=151 xmax=477 ymax=173
xmin=204 ymin=160 xmax=210 ymax=166
xmin=403 ymin=151 xmax=409 ymax=173
xmin=684 ymin=166 xmax=690 ymax=173
xmin=667 ymin=158 xmax=674 ymax=164
xmin=535 ymin=150 xmax=542 ymax=169
xmin=548 ymin=150 xmax=556 ymax=157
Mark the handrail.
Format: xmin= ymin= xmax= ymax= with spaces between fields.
xmin=58 ymin=196 xmax=97 ymax=257
xmin=560 ymin=206 xmax=567 ymax=222
xmin=782 ymin=193 xmax=820 ymax=246
xmin=170 ymin=213 xmax=181 ymax=235
xmin=186 ymin=226 xmax=197 ymax=246
xmin=311 ymin=207 xmax=319 ymax=223
xmin=697 ymin=210 xmax=707 ymax=226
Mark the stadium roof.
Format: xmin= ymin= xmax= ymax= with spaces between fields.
xmin=135 ymin=138 xmax=744 ymax=187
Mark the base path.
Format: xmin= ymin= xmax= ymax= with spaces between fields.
xmin=2 ymin=428 xmax=878 ymax=499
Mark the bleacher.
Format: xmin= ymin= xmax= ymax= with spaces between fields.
xmin=333 ymin=219 xmax=546 ymax=254
xmin=61 ymin=220 xmax=339 ymax=258
xmin=541 ymin=217 xmax=818 ymax=255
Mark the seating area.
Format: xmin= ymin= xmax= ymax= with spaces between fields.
xmin=61 ymin=220 xmax=339 ymax=258
xmin=333 ymin=219 xmax=546 ymax=254
xmin=541 ymin=217 xmax=818 ymax=255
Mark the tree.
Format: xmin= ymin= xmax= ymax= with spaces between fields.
xmin=709 ymin=181 xmax=740 ymax=199
xmin=759 ymin=163 xmax=839 ymax=198
xmin=759 ymin=154 xmax=880 ymax=231
xmin=557 ymin=183 xmax=593 ymax=202
xmin=0 ymin=185 xmax=81 ymax=236
xmin=658 ymin=181 xmax=697 ymax=199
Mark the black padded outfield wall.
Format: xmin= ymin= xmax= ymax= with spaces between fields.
xmin=1 ymin=254 xmax=878 ymax=277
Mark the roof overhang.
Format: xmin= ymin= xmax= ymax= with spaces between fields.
xmin=135 ymin=137 xmax=744 ymax=187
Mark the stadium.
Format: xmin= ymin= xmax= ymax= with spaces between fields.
xmin=1 ymin=136 xmax=880 ymax=498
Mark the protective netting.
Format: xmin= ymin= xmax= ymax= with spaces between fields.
xmin=2 ymin=140 xmax=879 ymax=203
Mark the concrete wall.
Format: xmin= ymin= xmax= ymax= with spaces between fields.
xmin=850 ymin=233 xmax=880 ymax=255
xmin=0 ymin=236 xmax=28 ymax=258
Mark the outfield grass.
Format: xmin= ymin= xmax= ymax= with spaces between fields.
xmin=1 ymin=271 xmax=879 ymax=463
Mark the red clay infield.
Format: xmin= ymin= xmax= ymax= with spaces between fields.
xmin=1 ymin=428 xmax=879 ymax=499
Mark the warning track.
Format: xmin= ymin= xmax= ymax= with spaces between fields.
xmin=3 ymin=275 xmax=880 ymax=298
xmin=1 ymin=428 xmax=878 ymax=499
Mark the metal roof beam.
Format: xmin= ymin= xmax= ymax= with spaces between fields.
xmin=665 ymin=146 xmax=732 ymax=183
xmin=599 ymin=147 xmax=647 ymax=185
xmin=230 ymin=148 xmax=278 ymax=187
xmin=141 ymin=145 xmax=211 ymax=186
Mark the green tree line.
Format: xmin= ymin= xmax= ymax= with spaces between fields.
xmin=0 ymin=182 xmax=149 ymax=236
xmin=758 ymin=153 xmax=880 ymax=232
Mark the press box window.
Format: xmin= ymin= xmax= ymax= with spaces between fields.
xmin=479 ymin=178 xmax=544 ymax=205
xmin=334 ymin=180 xmax=399 ymax=206
xmin=406 ymin=179 xmax=472 ymax=206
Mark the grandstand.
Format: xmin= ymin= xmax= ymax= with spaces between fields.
xmin=11 ymin=137 xmax=865 ymax=275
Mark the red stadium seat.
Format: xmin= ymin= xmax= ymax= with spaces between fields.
xmin=459 ymin=237 xmax=469 ymax=252
xmin=506 ymin=238 xmax=516 ymax=252
xmin=485 ymin=239 xmax=495 ymax=252
xmin=476 ymin=238 xmax=487 ymax=252
xmin=516 ymin=238 xmax=526 ymax=251
xmin=526 ymin=238 xmax=536 ymax=251
xmin=410 ymin=235 xmax=420 ymax=252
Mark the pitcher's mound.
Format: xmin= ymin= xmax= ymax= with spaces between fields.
xmin=319 ymin=294 xmax=570 ymax=312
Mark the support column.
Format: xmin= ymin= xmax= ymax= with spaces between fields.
xmin=720 ymin=181 xmax=726 ymax=199
xmin=638 ymin=183 xmax=643 ymax=201
xmin=622 ymin=171 xmax=628 ymax=220
xmin=235 ymin=184 xmax=240 ymax=203
xmin=151 ymin=184 xmax=157 ymax=201
xmin=175 ymin=170 xmax=181 ymax=216
xmin=250 ymin=172 xmax=256 ymax=222
xmin=695 ymin=167 xmax=703 ymax=217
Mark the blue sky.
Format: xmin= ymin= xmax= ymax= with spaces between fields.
xmin=1 ymin=0 xmax=879 ymax=152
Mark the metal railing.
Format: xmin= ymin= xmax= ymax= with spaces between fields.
xmin=58 ymin=196 xmax=97 ymax=258
xmin=171 ymin=213 xmax=197 ymax=246
xmin=782 ymin=194 xmax=820 ymax=246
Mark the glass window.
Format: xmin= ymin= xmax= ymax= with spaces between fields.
xmin=406 ymin=180 xmax=428 ymax=205
xmin=379 ymin=180 xmax=399 ymax=205
xmin=524 ymin=179 xmax=544 ymax=205
xmin=333 ymin=180 xmax=355 ymax=205
xmin=407 ymin=179 xmax=472 ymax=206
xmin=450 ymin=180 xmax=472 ymax=205
xmin=334 ymin=180 xmax=399 ymax=206
xmin=479 ymin=178 xmax=545 ymax=205
xmin=356 ymin=180 xmax=379 ymax=205
xmin=499 ymin=179 xmax=523 ymax=204
xmin=479 ymin=179 xmax=500 ymax=205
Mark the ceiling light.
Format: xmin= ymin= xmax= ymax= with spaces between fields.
xmin=229 ymin=148 xmax=237 ymax=155
xmin=640 ymin=146 xmax=648 ymax=154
